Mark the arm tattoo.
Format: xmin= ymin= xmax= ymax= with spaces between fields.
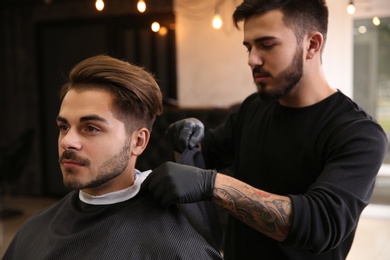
xmin=213 ymin=184 xmax=293 ymax=241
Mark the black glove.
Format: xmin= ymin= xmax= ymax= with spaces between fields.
xmin=165 ymin=118 xmax=204 ymax=153
xmin=142 ymin=161 xmax=217 ymax=207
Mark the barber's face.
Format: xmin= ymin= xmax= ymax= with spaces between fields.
xmin=57 ymin=88 xmax=133 ymax=195
xmin=243 ymin=10 xmax=304 ymax=101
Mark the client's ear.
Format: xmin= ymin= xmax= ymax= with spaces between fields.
xmin=130 ymin=128 xmax=150 ymax=156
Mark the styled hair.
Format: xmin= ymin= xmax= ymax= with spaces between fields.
xmin=60 ymin=55 xmax=163 ymax=132
xmin=233 ymin=0 xmax=328 ymax=45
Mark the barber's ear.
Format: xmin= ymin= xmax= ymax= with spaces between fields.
xmin=130 ymin=128 xmax=150 ymax=156
xmin=306 ymin=32 xmax=323 ymax=60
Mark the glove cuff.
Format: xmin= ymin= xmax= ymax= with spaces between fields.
xmin=204 ymin=169 xmax=217 ymax=201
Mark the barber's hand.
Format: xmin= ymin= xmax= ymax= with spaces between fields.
xmin=165 ymin=118 xmax=204 ymax=153
xmin=142 ymin=162 xmax=217 ymax=207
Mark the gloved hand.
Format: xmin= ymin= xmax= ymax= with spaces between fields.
xmin=165 ymin=117 xmax=204 ymax=153
xmin=142 ymin=161 xmax=217 ymax=207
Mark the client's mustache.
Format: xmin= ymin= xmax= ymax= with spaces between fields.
xmin=59 ymin=150 xmax=90 ymax=166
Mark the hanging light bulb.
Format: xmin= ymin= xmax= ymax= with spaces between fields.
xmin=151 ymin=22 xmax=160 ymax=32
xmin=347 ymin=1 xmax=355 ymax=15
xmin=373 ymin=16 xmax=381 ymax=26
xmin=358 ymin=26 xmax=367 ymax=34
xmin=158 ymin=27 xmax=168 ymax=36
xmin=212 ymin=10 xmax=223 ymax=29
xmin=95 ymin=0 xmax=104 ymax=11
xmin=137 ymin=0 xmax=146 ymax=13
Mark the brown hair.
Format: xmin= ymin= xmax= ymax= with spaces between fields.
xmin=60 ymin=55 xmax=163 ymax=132
xmin=233 ymin=0 xmax=328 ymax=46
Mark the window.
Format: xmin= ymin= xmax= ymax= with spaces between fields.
xmin=353 ymin=17 xmax=390 ymax=164
xmin=353 ymin=17 xmax=390 ymax=205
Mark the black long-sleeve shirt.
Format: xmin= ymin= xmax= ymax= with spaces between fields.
xmin=202 ymin=91 xmax=387 ymax=259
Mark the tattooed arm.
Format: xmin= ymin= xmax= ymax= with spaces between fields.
xmin=212 ymin=173 xmax=293 ymax=242
xmin=144 ymin=161 xmax=292 ymax=241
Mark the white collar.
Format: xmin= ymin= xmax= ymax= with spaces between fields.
xmin=79 ymin=169 xmax=151 ymax=205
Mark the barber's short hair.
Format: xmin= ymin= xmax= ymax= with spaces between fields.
xmin=233 ymin=0 xmax=328 ymax=45
xmin=60 ymin=55 xmax=163 ymax=132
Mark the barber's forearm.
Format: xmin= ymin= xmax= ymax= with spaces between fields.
xmin=212 ymin=173 xmax=293 ymax=241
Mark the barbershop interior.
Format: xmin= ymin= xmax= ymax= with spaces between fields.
xmin=1 ymin=0 xmax=390 ymax=258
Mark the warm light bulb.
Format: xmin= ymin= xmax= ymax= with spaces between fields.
xmin=158 ymin=26 xmax=168 ymax=36
xmin=137 ymin=0 xmax=146 ymax=13
xmin=373 ymin=16 xmax=380 ymax=26
xmin=151 ymin=22 xmax=160 ymax=32
xmin=358 ymin=26 xmax=367 ymax=34
xmin=95 ymin=0 xmax=104 ymax=11
xmin=212 ymin=13 xmax=223 ymax=29
xmin=347 ymin=3 xmax=355 ymax=15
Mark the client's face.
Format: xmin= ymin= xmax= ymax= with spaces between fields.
xmin=57 ymin=87 xmax=134 ymax=195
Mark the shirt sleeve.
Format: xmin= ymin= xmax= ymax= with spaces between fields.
xmin=283 ymin=117 xmax=388 ymax=253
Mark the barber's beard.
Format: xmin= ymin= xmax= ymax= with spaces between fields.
xmin=60 ymin=144 xmax=130 ymax=190
xmin=255 ymin=47 xmax=303 ymax=101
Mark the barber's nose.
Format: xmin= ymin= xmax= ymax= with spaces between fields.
xmin=59 ymin=129 xmax=82 ymax=151
xmin=248 ymin=49 xmax=263 ymax=68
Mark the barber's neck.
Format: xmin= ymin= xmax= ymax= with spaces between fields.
xmin=279 ymin=65 xmax=336 ymax=108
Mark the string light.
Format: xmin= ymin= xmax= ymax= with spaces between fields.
xmin=94 ymin=0 xmax=385 ymax=36
xmin=373 ymin=16 xmax=381 ymax=26
xmin=347 ymin=0 xmax=355 ymax=15
xmin=212 ymin=10 xmax=223 ymax=30
xmin=151 ymin=22 xmax=160 ymax=32
xmin=358 ymin=26 xmax=367 ymax=34
xmin=95 ymin=0 xmax=104 ymax=11
xmin=137 ymin=0 xmax=146 ymax=13
xmin=347 ymin=0 xmax=381 ymax=27
xmin=158 ymin=26 xmax=168 ymax=36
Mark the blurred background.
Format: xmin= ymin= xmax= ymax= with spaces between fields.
xmin=1 ymin=0 xmax=390 ymax=258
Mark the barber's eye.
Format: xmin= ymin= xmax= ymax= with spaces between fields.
xmin=262 ymin=43 xmax=275 ymax=49
xmin=86 ymin=126 xmax=99 ymax=132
